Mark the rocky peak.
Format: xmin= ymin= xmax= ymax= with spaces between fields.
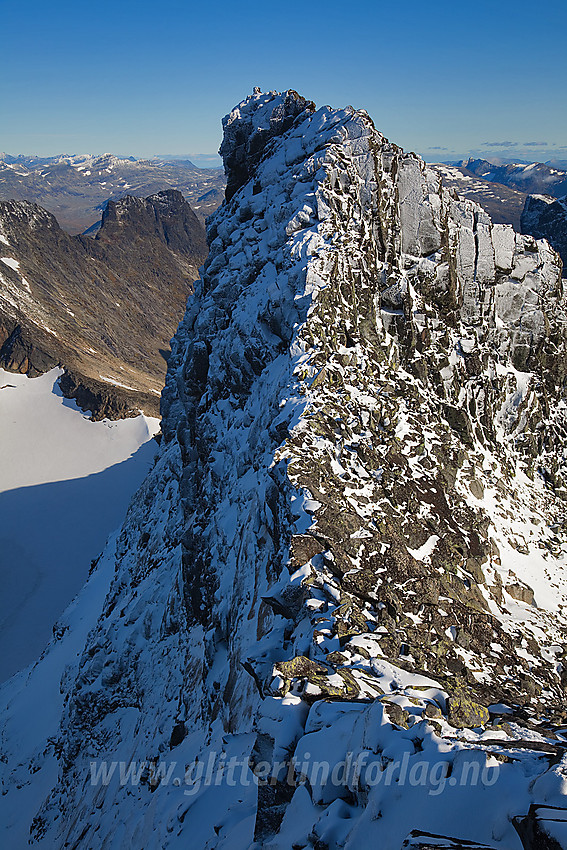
xmin=220 ymin=89 xmax=316 ymax=200
xmin=97 ymin=189 xmax=208 ymax=258
xmin=3 ymin=91 xmax=567 ymax=849
xmin=0 ymin=198 xmax=59 ymax=237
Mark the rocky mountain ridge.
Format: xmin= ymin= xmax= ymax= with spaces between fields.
xmin=2 ymin=91 xmax=567 ymax=849
xmin=0 ymin=189 xmax=208 ymax=418
xmin=0 ymin=152 xmax=225 ymax=233
xmin=434 ymin=161 xmax=565 ymax=277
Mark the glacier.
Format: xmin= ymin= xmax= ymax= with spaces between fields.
xmin=0 ymin=368 xmax=159 ymax=682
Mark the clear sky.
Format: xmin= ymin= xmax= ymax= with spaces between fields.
xmin=1 ymin=0 xmax=566 ymax=166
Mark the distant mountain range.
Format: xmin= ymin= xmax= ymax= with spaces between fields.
xmin=0 ymin=153 xmax=226 ymax=233
xmin=0 ymin=189 xmax=208 ymax=418
xmin=430 ymin=163 xmax=528 ymax=229
xmin=456 ymin=157 xmax=567 ymax=198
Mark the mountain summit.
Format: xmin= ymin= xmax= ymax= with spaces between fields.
xmin=2 ymin=90 xmax=567 ymax=849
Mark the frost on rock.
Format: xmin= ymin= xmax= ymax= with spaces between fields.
xmin=2 ymin=90 xmax=567 ymax=849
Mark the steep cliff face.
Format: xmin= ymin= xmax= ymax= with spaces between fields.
xmin=3 ymin=91 xmax=567 ymax=849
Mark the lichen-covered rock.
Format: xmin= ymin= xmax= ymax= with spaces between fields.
xmin=447 ymin=689 xmax=490 ymax=728
xmin=505 ymin=581 xmax=535 ymax=605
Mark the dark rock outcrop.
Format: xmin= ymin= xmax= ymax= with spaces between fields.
xmin=57 ymin=370 xmax=152 ymax=421
xmin=513 ymin=805 xmax=567 ymax=850
xmin=521 ymin=193 xmax=567 ymax=270
xmin=220 ymin=88 xmax=316 ymax=201
xmin=402 ymin=832 xmax=499 ymax=849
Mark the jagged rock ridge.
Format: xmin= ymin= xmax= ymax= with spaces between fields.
xmin=0 ymin=190 xmax=208 ymax=418
xmin=438 ymin=159 xmax=567 ymax=268
xmin=2 ymin=91 xmax=567 ymax=849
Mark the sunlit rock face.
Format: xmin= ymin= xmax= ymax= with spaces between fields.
xmin=4 ymin=90 xmax=567 ymax=850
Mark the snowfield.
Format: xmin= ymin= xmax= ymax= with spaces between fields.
xmin=0 ymin=369 xmax=158 ymax=681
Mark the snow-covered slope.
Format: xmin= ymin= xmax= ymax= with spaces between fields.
xmin=2 ymin=91 xmax=567 ymax=849
xmin=0 ymin=369 xmax=158 ymax=682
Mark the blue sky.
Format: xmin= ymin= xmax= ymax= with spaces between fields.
xmin=1 ymin=0 xmax=565 ymax=166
